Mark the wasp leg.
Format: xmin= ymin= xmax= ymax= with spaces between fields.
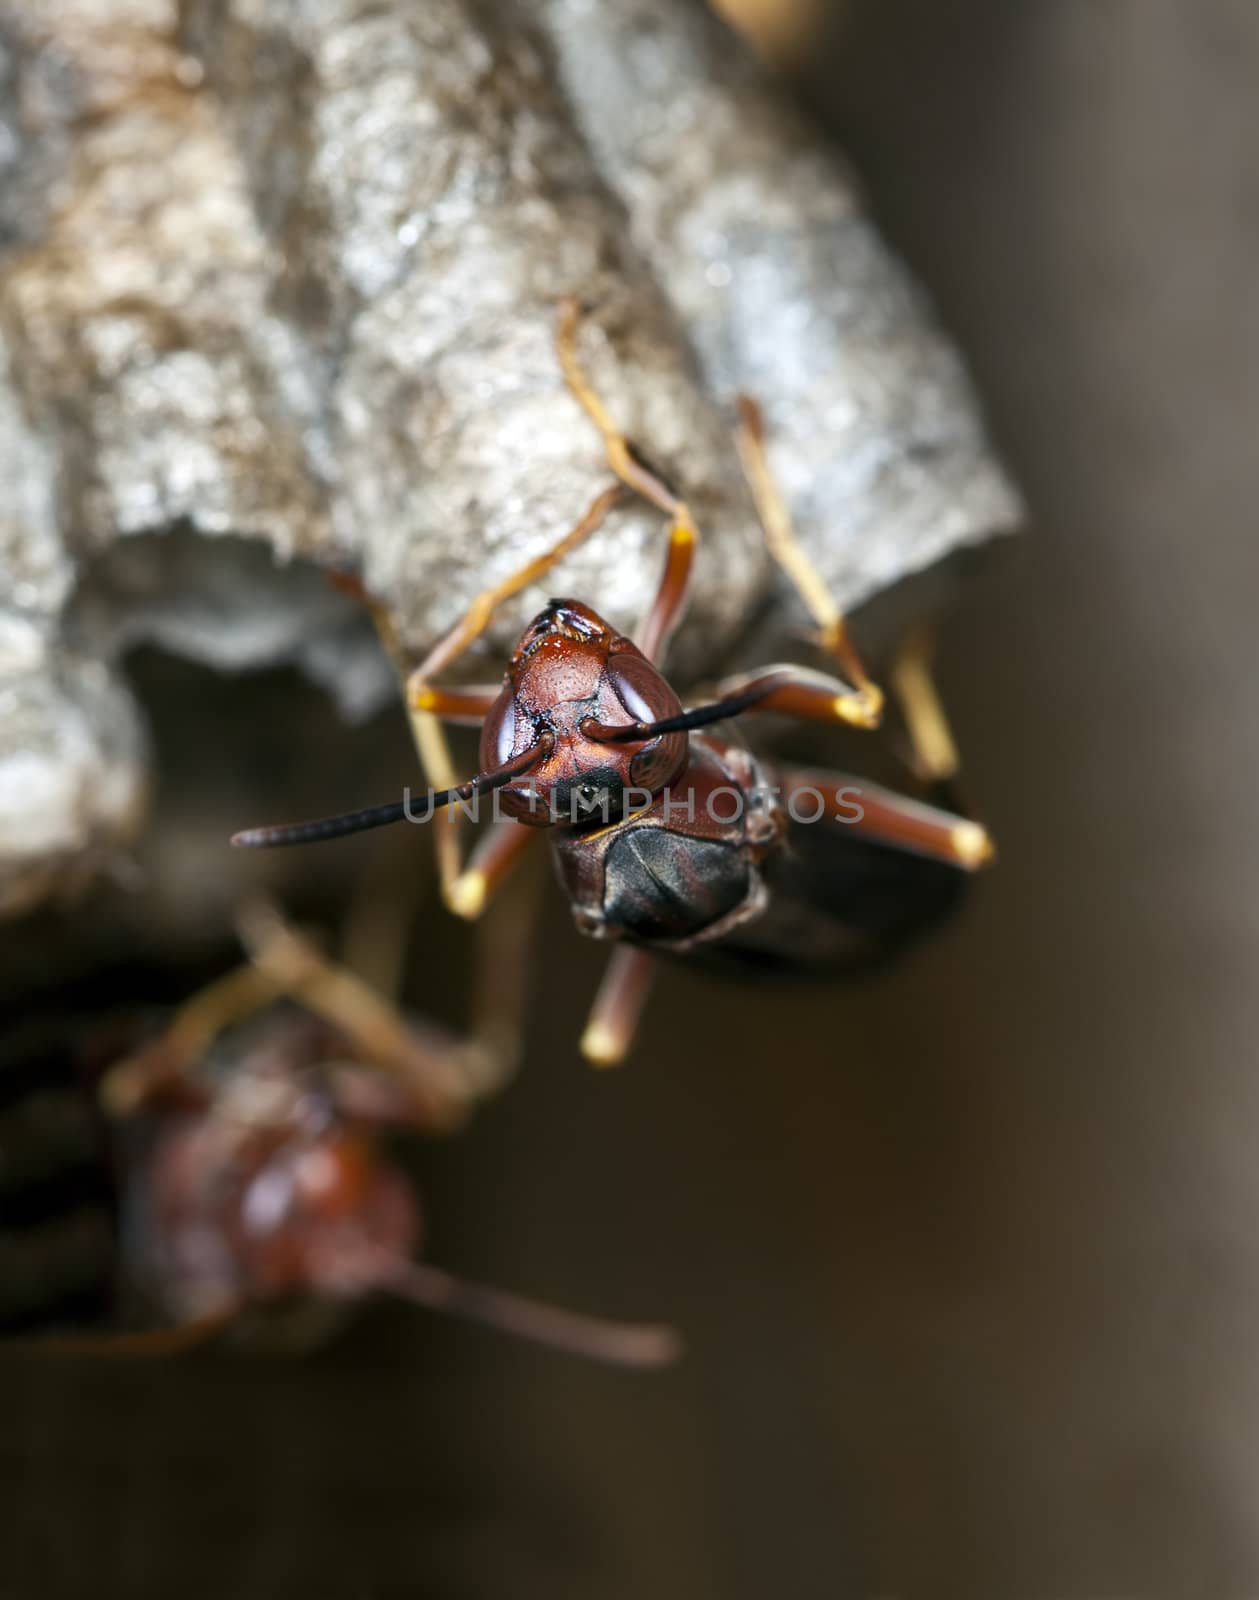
xmin=324 ymin=579 xmax=486 ymax=782
xmin=445 ymin=816 xmax=540 ymax=922
xmin=460 ymin=851 xmax=540 ymax=1100
xmin=100 ymin=963 xmax=283 ymax=1117
xmin=735 ymin=394 xmax=883 ymax=727
xmin=339 ymin=851 xmax=538 ymax=1108
xmin=580 ymin=945 xmax=657 ymax=1068
xmin=556 ymin=298 xmax=698 ymax=663
xmin=341 ymin=591 xmax=507 ymax=914
xmin=250 ymin=871 xmax=537 ymax=1115
xmin=889 ymin=628 xmax=961 ymax=784
xmin=779 ymin=767 xmax=995 ymax=870
xmin=339 ymin=824 xmax=434 ymax=1004
xmin=407 ymin=484 xmax=623 ymax=693
xmin=334 ymin=492 xmax=621 ymax=916
xmin=411 ymin=703 xmax=468 ymax=919
xmin=235 ymin=901 xmax=470 ymax=1129
xmin=702 ymin=662 xmax=884 ymax=732
xmin=15 ymin=1309 xmax=238 ymax=1359
xmin=395 ymin=485 xmax=622 ymax=915
xmin=328 ymin=583 xmax=472 ymax=897
xmin=884 ymin=628 xmax=999 ymax=862
xmin=556 ymin=298 xmax=697 ymax=522
xmin=103 ymin=899 xmax=472 ymax=1128
xmin=405 ymin=686 xmax=502 ymax=725
xmin=635 ymin=510 xmax=696 ymax=665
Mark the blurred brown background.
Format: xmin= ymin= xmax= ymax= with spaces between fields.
xmin=5 ymin=0 xmax=1259 ymax=1595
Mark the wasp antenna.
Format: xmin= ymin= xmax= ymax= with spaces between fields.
xmin=231 ymin=736 xmax=554 ymax=851
xmin=581 ymin=684 xmax=772 ymax=744
xmin=582 ymin=665 xmax=882 ymax=745
xmin=231 ymin=801 xmax=411 ymax=849
xmin=386 ymin=1257 xmax=682 ymax=1369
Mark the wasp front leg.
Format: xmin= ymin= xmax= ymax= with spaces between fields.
xmin=556 ymin=298 xmax=699 ymax=664
xmin=399 ymin=486 xmax=623 ymax=918
xmin=735 ymin=394 xmax=883 ymax=727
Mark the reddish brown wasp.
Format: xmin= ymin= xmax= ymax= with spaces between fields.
xmin=235 ymin=303 xmax=994 ymax=1065
xmin=8 ymin=902 xmax=677 ymax=1366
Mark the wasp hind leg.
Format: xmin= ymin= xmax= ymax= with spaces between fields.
xmin=758 ymin=614 xmax=994 ymax=870
xmin=779 ymin=767 xmax=994 ymax=870
xmin=889 ymin=627 xmax=965 ymax=785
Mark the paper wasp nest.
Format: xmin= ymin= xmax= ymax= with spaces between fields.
xmin=0 ymin=0 xmax=1020 ymax=917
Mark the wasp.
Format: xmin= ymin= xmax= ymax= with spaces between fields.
xmin=235 ymin=303 xmax=995 ymax=1066
xmin=5 ymin=901 xmax=676 ymax=1367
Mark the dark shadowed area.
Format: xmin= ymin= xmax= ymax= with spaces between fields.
xmin=4 ymin=1 xmax=1258 ymax=1595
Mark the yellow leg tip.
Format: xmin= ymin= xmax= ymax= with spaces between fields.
xmin=832 ymin=685 xmax=884 ymax=730
xmin=447 ymin=871 xmax=487 ymax=920
xmin=411 ymin=687 xmax=438 ymax=712
xmin=580 ymin=1022 xmax=626 ymax=1068
xmin=951 ymin=821 xmax=996 ymax=869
